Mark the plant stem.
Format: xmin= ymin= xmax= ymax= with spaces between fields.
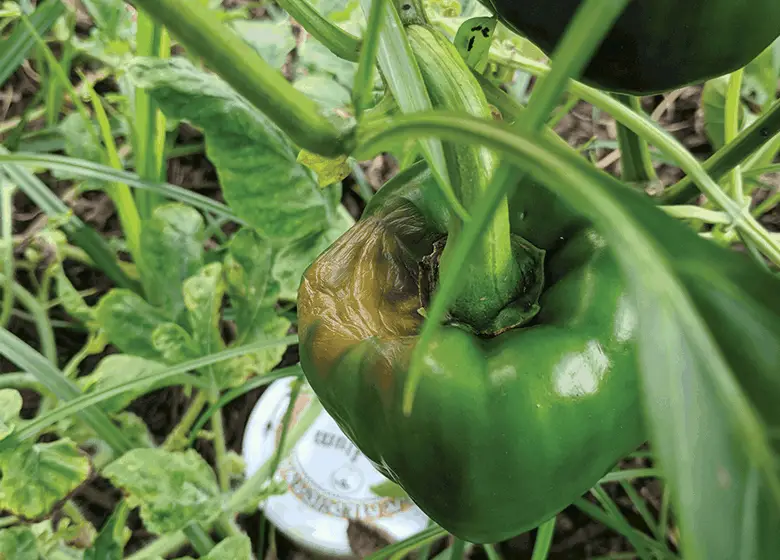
xmin=724 ymin=69 xmax=746 ymax=204
xmin=530 ymin=517 xmax=556 ymax=560
xmin=408 ymin=25 xmax=521 ymax=332
xmin=126 ymin=0 xmax=352 ymax=157
xmin=662 ymin=98 xmax=780 ymax=204
xmin=277 ymin=0 xmax=360 ymax=61
xmin=614 ymin=94 xmax=657 ymax=184
xmin=352 ymin=0 xmax=386 ymax=116
xmin=163 ymin=391 xmax=208 ymax=451
xmin=228 ymin=397 xmax=322 ymax=512
xmin=448 ymin=538 xmax=467 ymax=560
xmin=210 ymin=389 xmax=230 ymax=492
xmin=0 ymin=272 xmax=56 ymax=364
xmin=0 ymin=372 xmax=49 ymax=393
xmin=81 ymin=80 xmax=144 ymax=269
xmin=182 ymin=522 xmax=215 ymax=556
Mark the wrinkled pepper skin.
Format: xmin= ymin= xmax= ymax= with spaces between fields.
xmin=298 ymin=163 xmax=645 ymax=543
xmin=481 ymin=0 xmax=780 ymax=94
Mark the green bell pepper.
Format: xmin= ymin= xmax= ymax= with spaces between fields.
xmin=298 ymin=162 xmax=646 ymax=543
xmin=481 ymin=0 xmax=780 ymax=94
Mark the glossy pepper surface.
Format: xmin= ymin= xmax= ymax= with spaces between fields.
xmin=298 ymin=163 xmax=646 ymax=543
xmin=481 ymin=0 xmax=780 ymax=94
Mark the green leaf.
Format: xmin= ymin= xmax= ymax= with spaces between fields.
xmin=183 ymin=263 xmax=226 ymax=357
xmin=96 ymin=289 xmax=169 ymax=360
xmin=114 ymin=411 xmax=155 ymax=449
xmin=297 ymin=37 xmax=358 ymax=88
xmin=139 ymin=204 xmax=205 ymax=321
xmin=232 ymin=20 xmax=295 ymax=69
xmin=0 ymin=439 xmax=91 ymax=519
xmin=702 ymin=76 xmax=756 ymax=149
xmin=0 ymin=527 xmax=38 ymax=560
xmin=0 ymin=389 xmax=22 ymax=441
xmin=273 ymin=205 xmax=354 ymax=300
xmin=0 ymin=0 xmax=66 ymax=86
xmin=294 ymin=75 xmax=352 ymax=113
xmin=743 ymin=40 xmax=780 ymax=111
xmin=56 ymin=113 xmax=105 ymax=184
xmin=151 ymin=322 xmax=201 ymax=364
xmin=454 ymin=17 xmax=496 ymax=73
xmin=297 ymin=149 xmax=351 ymax=187
xmin=55 ymin=266 xmax=96 ymax=325
xmin=177 ymin=534 xmax=252 ymax=560
xmin=127 ymin=57 xmax=332 ymax=241
xmin=224 ymin=229 xmax=276 ymax=323
xmin=77 ymin=354 xmax=166 ymax=414
xmin=223 ymin=230 xmax=291 ymax=386
xmin=83 ymin=502 xmax=129 ymax=560
xmin=103 ymin=449 xmax=221 ymax=535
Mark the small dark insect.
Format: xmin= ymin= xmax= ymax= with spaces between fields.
xmin=471 ymin=25 xmax=483 ymax=32
xmin=402 ymin=3 xmax=411 ymax=10
xmin=760 ymin=127 xmax=770 ymax=138
xmin=468 ymin=36 xmax=475 ymax=51
xmin=481 ymin=27 xmax=490 ymax=37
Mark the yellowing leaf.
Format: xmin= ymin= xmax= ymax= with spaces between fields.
xmin=0 ymin=439 xmax=90 ymax=519
xmin=297 ymin=149 xmax=351 ymax=188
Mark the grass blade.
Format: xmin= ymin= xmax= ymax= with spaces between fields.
xmin=0 ymin=147 xmax=138 ymax=291
xmin=0 ymin=327 xmax=135 ymax=454
xmin=0 ymin=0 xmax=65 ymax=86
xmin=0 ymin=152 xmax=243 ymax=223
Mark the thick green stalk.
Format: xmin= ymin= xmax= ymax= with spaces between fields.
xmin=408 ymin=25 xmax=521 ymax=332
xmin=276 ymin=0 xmax=361 ymax=61
xmin=614 ymin=94 xmax=657 ymax=184
xmin=163 ymin=391 xmax=208 ymax=451
xmin=352 ymin=0 xmax=386 ymax=115
xmin=126 ymin=0 xmax=352 ymax=157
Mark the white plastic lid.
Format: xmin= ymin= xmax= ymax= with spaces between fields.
xmin=242 ymin=377 xmax=430 ymax=557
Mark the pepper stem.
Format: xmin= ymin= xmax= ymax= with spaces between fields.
xmin=407 ymin=24 xmax=527 ymax=333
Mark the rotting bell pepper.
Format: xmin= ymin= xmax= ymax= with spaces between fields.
xmin=480 ymin=0 xmax=780 ymax=94
xmin=298 ymin=160 xmax=646 ymax=543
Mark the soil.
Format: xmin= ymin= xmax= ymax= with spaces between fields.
xmin=1 ymin=2 xmax=777 ymax=559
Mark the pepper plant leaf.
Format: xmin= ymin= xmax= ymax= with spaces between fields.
xmin=183 ymin=263 xmax=226 ymax=358
xmin=232 ymin=19 xmax=295 ymax=70
xmin=177 ymin=534 xmax=252 ymax=560
xmin=103 ymin=449 xmax=221 ymax=535
xmin=139 ymin=203 xmax=206 ymax=321
xmin=55 ymin=266 xmax=96 ymax=326
xmin=223 ymin=229 xmax=291 ymax=382
xmin=0 ymin=527 xmax=38 ymax=560
xmin=127 ymin=56 xmax=336 ymax=242
xmin=273 ymin=204 xmax=354 ymax=300
xmin=0 ymin=439 xmax=91 ymax=519
xmin=77 ymin=354 xmax=167 ymax=414
xmin=0 ymin=389 xmax=22 ymax=441
xmin=96 ymin=289 xmax=169 ymax=361
xmin=454 ymin=17 xmax=497 ymax=73
xmin=151 ymin=322 xmax=201 ymax=365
